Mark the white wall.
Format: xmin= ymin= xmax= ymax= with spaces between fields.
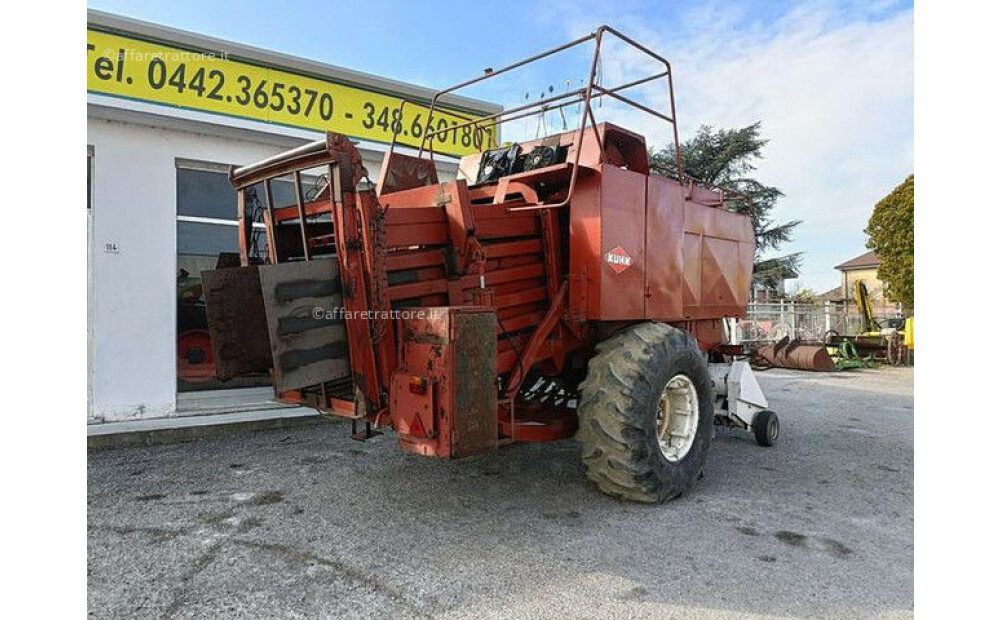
xmin=87 ymin=116 xmax=404 ymax=422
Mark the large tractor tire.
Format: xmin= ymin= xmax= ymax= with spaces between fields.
xmin=577 ymin=322 xmax=715 ymax=503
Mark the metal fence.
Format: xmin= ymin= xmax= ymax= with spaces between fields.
xmin=732 ymin=301 xmax=906 ymax=345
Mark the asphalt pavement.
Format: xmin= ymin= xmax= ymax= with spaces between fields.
xmin=88 ymin=367 xmax=914 ymax=619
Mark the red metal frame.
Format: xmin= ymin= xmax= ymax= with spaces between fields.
xmin=385 ymin=25 xmax=691 ymax=215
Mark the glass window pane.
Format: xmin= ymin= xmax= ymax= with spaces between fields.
xmin=177 ymin=167 xmax=237 ymax=219
xmin=270 ymin=178 xmax=297 ymax=209
xmin=177 ymin=220 xmax=237 ymax=256
xmin=263 ymin=175 xmax=323 ymax=210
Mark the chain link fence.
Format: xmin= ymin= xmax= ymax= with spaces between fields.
xmin=733 ymin=301 xmax=906 ymax=345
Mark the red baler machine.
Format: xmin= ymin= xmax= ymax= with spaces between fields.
xmin=203 ymin=27 xmax=778 ymax=503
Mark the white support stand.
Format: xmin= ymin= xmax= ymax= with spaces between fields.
xmin=708 ymin=360 xmax=770 ymax=429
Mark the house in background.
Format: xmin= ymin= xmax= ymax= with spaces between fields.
xmin=834 ymin=250 xmax=894 ymax=311
xmin=818 ymin=286 xmax=844 ymax=303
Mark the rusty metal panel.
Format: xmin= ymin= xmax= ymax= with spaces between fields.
xmin=393 ymin=311 xmax=449 ymax=455
xmin=683 ymin=201 xmax=755 ymax=242
xmin=569 ymin=165 xmax=651 ymax=321
xmin=680 ymin=202 xmax=755 ymax=319
xmin=682 ymin=233 xmax=702 ymax=310
xmin=700 ymin=237 xmax=744 ymax=310
xmin=393 ymin=307 xmax=497 ymax=458
xmin=389 ymin=370 xmax=435 ymax=437
xmin=736 ymin=239 xmax=754 ymax=314
xmin=597 ymin=165 xmax=646 ymax=320
xmin=571 ymin=164 xmax=753 ymax=323
xmin=202 ymin=266 xmax=272 ymax=379
xmin=257 ymin=259 xmax=350 ymax=392
xmin=568 ymin=170 xmax=602 ymax=320
xmin=687 ymin=184 xmax=725 ymax=208
xmin=644 ymin=175 xmax=685 ymax=318
xmin=449 ymin=309 xmax=498 ymax=457
xmin=377 ymin=151 xmax=439 ymax=195
xmin=641 ymin=175 xmax=755 ymax=321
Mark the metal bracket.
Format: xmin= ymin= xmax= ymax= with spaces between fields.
xmin=351 ymin=419 xmax=383 ymax=441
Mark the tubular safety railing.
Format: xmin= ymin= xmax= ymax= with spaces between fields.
xmin=384 ymin=25 xmax=688 ymax=212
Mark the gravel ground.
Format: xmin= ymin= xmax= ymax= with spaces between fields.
xmin=88 ymin=367 xmax=913 ymax=619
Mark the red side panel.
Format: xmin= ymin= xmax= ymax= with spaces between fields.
xmin=680 ymin=202 xmax=755 ymax=319
xmin=682 ymin=231 xmax=702 ymax=309
xmin=644 ymin=176 xmax=686 ymax=318
xmin=642 ymin=175 xmax=754 ymax=321
xmin=598 ymin=166 xmax=647 ymax=319
xmin=568 ymin=164 xmax=647 ymax=321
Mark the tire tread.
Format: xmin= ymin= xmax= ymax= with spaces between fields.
xmin=576 ymin=322 xmax=712 ymax=503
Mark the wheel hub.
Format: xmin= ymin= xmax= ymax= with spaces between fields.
xmin=656 ymin=373 xmax=699 ymax=462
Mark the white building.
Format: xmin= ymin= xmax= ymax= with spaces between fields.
xmin=87 ymin=10 xmax=500 ymax=426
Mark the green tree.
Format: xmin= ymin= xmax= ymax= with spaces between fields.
xmin=649 ymin=122 xmax=801 ymax=289
xmin=791 ymin=287 xmax=819 ymax=303
xmin=865 ymin=175 xmax=914 ymax=308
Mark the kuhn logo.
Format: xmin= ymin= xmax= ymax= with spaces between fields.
xmin=605 ymin=246 xmax=633 ymax=274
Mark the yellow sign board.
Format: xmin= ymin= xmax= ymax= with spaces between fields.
xmin=87 ymin=29 xmax=494 ymax=157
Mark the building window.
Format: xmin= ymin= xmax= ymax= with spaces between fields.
xmin=174 ymin=163 xmax=319 ymax=392
xmin=175 ymin=163 xmax=270 ymax=392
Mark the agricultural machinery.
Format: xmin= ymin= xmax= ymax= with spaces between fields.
xmin=202 ymin=26 xmax=779 ymax=503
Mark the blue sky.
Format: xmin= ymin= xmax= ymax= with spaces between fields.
xmin=89 ymin=0 xmax=913 ymax=292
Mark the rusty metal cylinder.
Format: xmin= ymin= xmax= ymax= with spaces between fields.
xmin=754 ymin=341 xmax=835 ymax=372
